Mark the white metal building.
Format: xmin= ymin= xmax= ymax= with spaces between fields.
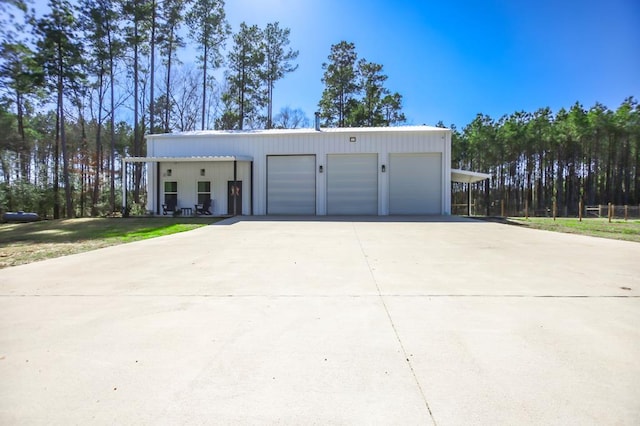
xmin=124 ymin=126 xmax=487 ymax=216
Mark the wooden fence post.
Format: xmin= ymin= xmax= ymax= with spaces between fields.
xmin=579 ymin=200 xmax=583 ymax=222
xmin=553 ymin=199 xmax=557 ymax=221
xmin=598 ymin=204 xmax=602 ymax=217
xmin=624 ymin=205 xmax=628 ymax=221
xmin=608 ymin=202 xmax=612 ymax=223
xmin=525 ymin=200 xmax=528 ymax=219
xmin=501 ymin=199 xmax=505 ymax=217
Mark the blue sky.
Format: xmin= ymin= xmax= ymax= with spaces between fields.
xmin=224 ymin=0 xmax=640 ymax=127
xmin=29 ymin=0 xmax=640 ymax=128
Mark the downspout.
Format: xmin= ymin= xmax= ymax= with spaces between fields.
xmin=250 ymin=161 xmax=254 ymax=216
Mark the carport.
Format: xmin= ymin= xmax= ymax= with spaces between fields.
xmin=451 ymin=169 xmax=491 ymax=215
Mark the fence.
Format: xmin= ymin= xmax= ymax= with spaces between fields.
xmin=582 ymin=204 xmax=640 ymax=221
xmin=455 ymin=200 xmax=640 ymax=221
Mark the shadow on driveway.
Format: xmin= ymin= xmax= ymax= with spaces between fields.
xmin=215 ymin=215 xmax=484 ymax=225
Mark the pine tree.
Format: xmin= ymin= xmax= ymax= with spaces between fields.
xmin=35 ymin=0 xmax=85 ymax=218
xmin=219 ymin=22 xmax=264 ymax=130
xmin=263 ymin=22 xmax=298 ymax=129
xmin=350 ymin=59 xmax=388 ymax=126
xmin=0 ymin=42 xmax=43 ymax=182
xmin=158 ymin=0 xmax=187 ymax=133
xmin=121 ymin=0 xmax=151 ymax=204
xmin=185 ymin=0 xmax=229 ymax=130
xmin=318 ymin=41 xmax=358 ymax=127
xmin=80 ymin=0 xmax=122 ymax=214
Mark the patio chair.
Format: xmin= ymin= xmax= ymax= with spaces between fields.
xmin=195 ymin=198 xmax=212 ymax=215
xmin=162 ymin=199 xmax=178 ymax=215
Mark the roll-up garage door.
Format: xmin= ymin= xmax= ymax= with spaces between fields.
xmin=327 ymin=154 xmax=378 ymax=215
xmin=389 ymin=153 xmax=442 ymax=214
xmin=267 ymin=155 xmax=316 ymax=214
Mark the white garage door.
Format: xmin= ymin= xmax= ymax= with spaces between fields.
xmin=327 ymin=154 xmax=378 ymax=215
xmin=389 ymin=153 xmax=442 ymax=214
xmin=267 ymin=155 xmax=316 ymax=215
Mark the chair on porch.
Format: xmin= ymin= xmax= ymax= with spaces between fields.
xmin=162 ymin=198 xmax=178 ymax=215
xmin=195 ymin=198 xmax=213 ymax=215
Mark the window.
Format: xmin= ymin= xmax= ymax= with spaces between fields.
xmin=197 ymin=181 xmax=211 ymax=204
xmin=164 ymin=181 xmax=177 ymax=206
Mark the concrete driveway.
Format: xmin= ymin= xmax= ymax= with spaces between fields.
xmin=1 ymin=216 xmax=639 ymax=425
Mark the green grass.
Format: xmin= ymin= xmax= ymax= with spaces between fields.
xmin=0 ymin=217 xmax=220 ymax=269
xmin=508 ymin=217 xmax=640 ymax=242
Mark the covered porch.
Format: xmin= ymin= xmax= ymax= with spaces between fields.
xmin=122 ymin=155 xmax=254 ymax=216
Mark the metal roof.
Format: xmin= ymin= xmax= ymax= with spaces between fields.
xmin=451 ymin=169 xmax=491 ymax=183
xmin=145 ymin=125 xmax=448 ymax=140
xmin=123 ymin=155 xmax=253 ymax=163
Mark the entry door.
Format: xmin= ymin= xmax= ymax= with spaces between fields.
xmin=227 ymin=181 xmax=242 ymax=215
xmin=327 ymin=154 xmax=378 ymax=215
xmin=389 ymin=153 xmax=442 ymax=214
xmin=267 ymin=155 xmax=316 ymax=215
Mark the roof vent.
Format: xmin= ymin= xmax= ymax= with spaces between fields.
xmin=314 ymin=112 xmax=321 ymax=131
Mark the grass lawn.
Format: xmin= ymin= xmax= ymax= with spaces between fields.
xmin=0 ymin=217 xmax=220 ymax=269
xmin=508 ymin=217 xmax=640 ymax=243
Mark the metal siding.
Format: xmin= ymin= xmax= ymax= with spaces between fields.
xmin=267 ymin=155 xmax=316 ymax=215
xmin=327 ymin=154 xmax=378 ymax=215
xmin=147 ymin=128 xmax=450 ymax=215
xmin=389 ymin=153 xmax=442 ymax=214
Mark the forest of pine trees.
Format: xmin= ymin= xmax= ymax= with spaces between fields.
xmin=0 ymin=0 xmax=306 ymax=217
xmin=449 ymin=99 xmax=640 ymax=216
xmin=0 ymin=0 xmax=638 ymax=219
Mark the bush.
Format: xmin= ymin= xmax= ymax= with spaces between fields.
xmin=129 ymin=202 xmax=147 ymax=216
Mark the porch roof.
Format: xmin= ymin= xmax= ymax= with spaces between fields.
xmin=451 ymin=169 xmax=491 ymax=183
xmin=123 ymin=155 xmax=253 ymax=163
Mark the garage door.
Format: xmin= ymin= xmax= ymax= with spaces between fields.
xmin=267 ymin=155 xmax=316 ymax=214
xmin=389 ymin=153 xmax=442 ymax=214
xmin=327 ymin=154 xmax=378 ymax=215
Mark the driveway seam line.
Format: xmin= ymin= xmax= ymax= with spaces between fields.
xmin=351 ymin=222 xmax=438 ymax=426
xmin=1 ymin=294 xmax=637 ymax=298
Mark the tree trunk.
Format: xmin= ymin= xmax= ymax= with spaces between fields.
xmin=16 ymin=90 xmax=30 ymax=181
xmin=58 ymin=47 xmax=73 ymax=218
xmin=239 ymin=60 xmax=245 ymax=130
xmin=53 ymin=92 xmax=60 ymax=219
xmin=164 ymin=29 xmax=173 ymax=133
xmin=92 ymin=69 xmax=104 ymax=216
xmin=201 ymin=42 xmax=207 ymax=130
xmin=133 ymin=21 xmax=141 ymax=204
xmin=267 ymin=79 xmax=273 ymax=129
xmin=149 ymin=0 xmax=156 ymax=135
xmin=108 ymin=23 xmax=116 ymax=213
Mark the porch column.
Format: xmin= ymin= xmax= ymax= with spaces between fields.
xmin=233 ymin=160 xmax=238 ymax=216
xmin=467 ymin=182 xmax=472 ymax=216
xmin=156 ymin=162 xmax=161 ymax=215
xmin=122 ymin=159 xmax=127 ymax=215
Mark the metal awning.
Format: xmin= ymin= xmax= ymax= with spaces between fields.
xmin=123 ymin=155 xmax=253 ymax=163
xmin=451 ymin=169 xmax=491 ymax=183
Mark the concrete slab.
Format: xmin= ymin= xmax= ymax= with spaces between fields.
xmin=1 ymin=216 xmax=639 ymax=425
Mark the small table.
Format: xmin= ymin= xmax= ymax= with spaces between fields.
xmin=181 ymin=207 xmax=193 ymax=216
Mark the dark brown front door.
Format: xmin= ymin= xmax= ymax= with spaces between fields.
xmin=227 ymin=181 xmax=242 ymax=215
